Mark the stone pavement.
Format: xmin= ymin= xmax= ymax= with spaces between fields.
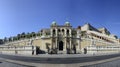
xmin=0 ymin=58 xmax=29 ymax=67
xmin=0 ymin=54 xmax=120 ymax=67
xmin=83 ymin=59 xmax=120 ymax=67
xmin=2 ymin=52 xmax=118 ymax=58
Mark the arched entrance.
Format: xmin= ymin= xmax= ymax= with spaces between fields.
xmin=59 ymin=41 xmax=63 ymax=51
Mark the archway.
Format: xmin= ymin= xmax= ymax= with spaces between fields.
xmin=59 ymin=41 xmax=63 ymax=51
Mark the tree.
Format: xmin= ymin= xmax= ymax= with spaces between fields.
xmin=29 ymin=33 xmax=33 ymax=38
xmin=13 ymin=36 xmax=18 ymax=41
xmin=46 ymin=32 xmax=50 ymax=36
xmin=21 ymin=32 xmax=26 ymax=39
xmin=4 ymin=37 xmax=7 ymax=43
xmin=17 ymin=34 xmax=21 ymax=40
xmin=8 ymin=37 xmax=12 ymax=42
xmin=31 ymin=32 xmax=36 ymax=37
xmin=0 ymin=39 xmax=4 ymax=44
xmin=37 ymin=32 xmax=41 ymax=36
xmin=13 ymin=37 xmax=15 ymax=41
xmin=26 ymin=32 xmax=30 ymax=38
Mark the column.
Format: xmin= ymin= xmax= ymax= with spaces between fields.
xmin=77 ymin=38 xmax=80 ymax=50
xmin=56 ymin=38 xmax=57 ymax=49
xmin=70 ymin=38 xmax=71 ymax=49
xmin=64 ymin=29 xmax=67 ymax=37
xmin=55 ymin=29 xmax=58 ymax=49
xmin=64 ymin=38 xmax=66 ymax=51
xmin=51 ymin=29 xmax=53 ymax=49
xmin=56 ymin=29 xmax=57 ymax=37
xmin=50 ymin=29 xmax=53 ymax=37
xmin=51 ymin=39 xmax=53 ymax=49
xmin=64 ymin=29 xmax=67 ymax=51
xmin=69 ymin=29 xmax=71 ymax=37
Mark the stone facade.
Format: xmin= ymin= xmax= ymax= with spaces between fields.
xmin=1 ymin=22 xmax=120 ymax=54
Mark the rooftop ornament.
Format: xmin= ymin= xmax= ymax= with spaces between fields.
xmin=77 ymin=26 xmax=81 ymax=30
xmin=51 ymin=21 xmax=57 ymax=26
xmin=65 ymin=21 xmax=70 ymax=26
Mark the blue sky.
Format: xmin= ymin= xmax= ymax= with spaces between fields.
xmin=0 ymin=0 xmax=120 ymax=38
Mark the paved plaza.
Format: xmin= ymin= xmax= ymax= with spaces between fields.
xmin=0 ymin=53 xmax=120 ymax=67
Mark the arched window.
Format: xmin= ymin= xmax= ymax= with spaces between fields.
xmin=62 ymin=29 xmax=64 ymax=32
xmin=53 ymin=29 xmax=55 ymax=35
xmin=62 ymin=29 xmax=65 ymax=35
xmin=58 ymin=29 xmax=60 ymax=32
xmin=67 ymin=29 xmax=69 ymax=35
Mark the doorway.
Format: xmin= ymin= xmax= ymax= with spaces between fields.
xmin=59 ymin=41 xmax=63 ymax=51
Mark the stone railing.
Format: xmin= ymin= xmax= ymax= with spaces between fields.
xmin=0 ymin=45 xmax=36 ymax=55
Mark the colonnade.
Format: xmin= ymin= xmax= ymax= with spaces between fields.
xmin=51 ymin=28 xmax=72 ymax=52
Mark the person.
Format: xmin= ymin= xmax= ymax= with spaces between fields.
xmin=84 ymin=48 xmax=87 ymax=54
xmin=36 ymin=46 xmax=40 ymax=55
xmin=73 ymin=45 xmax=76 ymax=54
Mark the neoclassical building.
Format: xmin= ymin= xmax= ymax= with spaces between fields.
xmin=0 ymin=22 xmax=120 ymax=55
xmin=34 ymin=22 xmax=82 ymax=54
xmin=47 ymin=22 xmax=81 ymax=54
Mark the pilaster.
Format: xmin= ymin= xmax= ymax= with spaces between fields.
xmin=63 ymin=29 xmax=67 ymax=51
